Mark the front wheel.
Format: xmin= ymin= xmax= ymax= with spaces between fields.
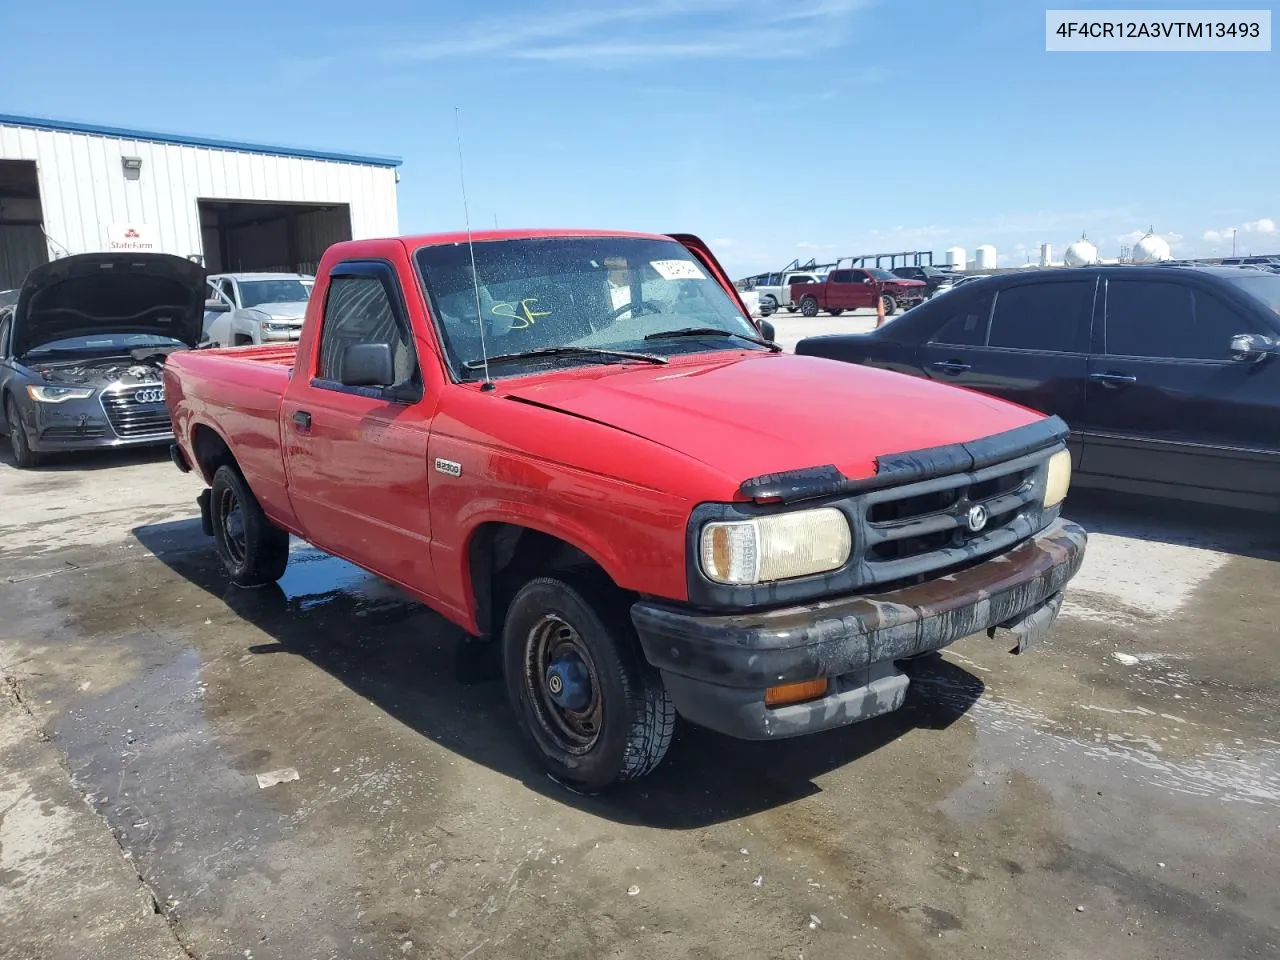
xmin=880 ymin=295 xmax=898 ymax=316
xmin=800 ymin=297 xmax=820 ymax=318
xmin=758 ymin=295 xmax=778 ymax=317
xmin=210 ymin=465 xmax=290 ymax=587
xmin=503 ymin=576 xmax=675 ymax=791
xmin=4 ymin=398 xmax=41 ymax=469
xmin=785 ymin=306 xmax=798 ymax=313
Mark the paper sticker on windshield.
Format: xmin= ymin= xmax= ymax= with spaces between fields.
xmin=650 ymin=260 xmax=707 ymax=281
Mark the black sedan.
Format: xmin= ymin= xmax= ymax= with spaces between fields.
xmin=797 ymin=265 xmax=1280 ymax=513
xmin=1 ymin=253 xmax=205 ymax=468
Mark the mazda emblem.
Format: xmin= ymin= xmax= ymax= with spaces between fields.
xmin=965 ymin=504 xmax=989 ymax=533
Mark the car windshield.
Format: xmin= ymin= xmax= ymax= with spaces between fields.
xmin=868 ymin=268 xmax=899 ymax=281
xmin=415 ymin=236 xmax=758 ymax=378
xmin=1227 ymin=274 xmax=1280 ymax=315
xmin=26 ymin=334 xmax=187 ymax=354
xmin=238 ymin=279 xmax=311 ymax=308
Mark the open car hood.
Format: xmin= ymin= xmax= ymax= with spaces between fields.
xmin=14 ymin=253 xmax=206 ymax=358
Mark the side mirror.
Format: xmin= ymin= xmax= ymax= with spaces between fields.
xmin=205 ymin=298 xmax=231 ymax=313
xmin=339 ymin=342 xmax=395 ymax=387
xmin=758 ymin=319 xmax=776 ymax=342
xmin=1229 ymin=333 xmax=1276 ymax=363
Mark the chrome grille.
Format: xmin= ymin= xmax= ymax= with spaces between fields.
xmin=851 ymin=449 xmax=1051 ymax=586
xmin=101 ymin=387 xmax=173 ymax=439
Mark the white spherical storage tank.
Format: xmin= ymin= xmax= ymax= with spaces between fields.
xmin=945 ymin=247 xmax=966 ymax=270
xmin=975 ymin=245 xmax=997 ymax=270
xmin=1132 ymin=231 xmax=1172 ymax=263
xmin=1064 ymin=236 xmax=1099 ymax=266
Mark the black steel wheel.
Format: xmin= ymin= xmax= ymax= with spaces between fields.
xmin=209 ymin=465 xmax=290 ymax=587
xmin=503 ymin=575 xmax=674 ymax=790
xmin=4 ymin=397 xmax=40 ymax=468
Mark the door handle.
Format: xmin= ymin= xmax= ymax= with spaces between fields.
xmin=1089 ymin=372 xmax=1137 ymax=387
xmin=929 ymin=360 xmax=971 ymax=374
xmin=292 ymin=410 xmax=312 ymax=431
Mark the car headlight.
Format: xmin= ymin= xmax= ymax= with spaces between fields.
xmin=699 ymin=507 xmax=852 ymax=585
xmin=1043 ymin=449 xmax=1072 ymax=508
xmin=27 ymin=384 xmax=95 ymax=403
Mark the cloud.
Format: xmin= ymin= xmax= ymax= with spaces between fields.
xmin=383 ymin=0 xmax=873 ymax=64
xmin=1244 ymin=217 xmax=1277 ymax=234
xmin=1203 ymin=217 xmax=1274 ymax=248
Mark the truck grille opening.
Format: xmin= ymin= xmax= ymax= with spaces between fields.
xmin=856 ymin=460 xmax=1044 ymax=581
xmin=102 ymin=389 xmax=173 ymax=439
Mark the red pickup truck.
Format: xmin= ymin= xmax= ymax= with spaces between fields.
xmin=793 ymin=267 xmax=928 ymax=318
xmin=165 ymin=229 xmax=1086 ymax=790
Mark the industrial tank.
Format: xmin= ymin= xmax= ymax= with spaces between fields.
xmin=975 ymin=245 xmax=997 ymax=270
xmin=945 ymin=246 xmax=966 ymax=270
xmin=1064 ymin=234 xmax=1099 ymax=266
xmin=1132 ymin=229 xmax=1172 ymax=263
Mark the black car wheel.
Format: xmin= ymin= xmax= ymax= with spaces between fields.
xmin=4 ymin=397 xmax=41 ymax=469
xmin=880 ymin=295 xmax=897 ymax=316
xmin=503 ymin=575 xmax=674 ymax=791
xmin=827 ymin=309 xmax=844 ymax=316
xmin=800 ymin=297 xmax=820 ymax=318
xmin=759 ymin=295 xmax=778 ymax=317
xmin=210 ymin=465 xmax=290 ymax=587
xmin=785 ymin=306 xmax=798 ymax=313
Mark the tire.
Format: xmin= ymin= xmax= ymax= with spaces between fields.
xmin=785 ymin=306 xmax=798 ymax=313
xmin=800 ymin=296 xmax=820 ymax=318
xmin=880 ymin=295 xmax=898 ymax=316
xmin=759 ymin=295 xmax=778 ymax=317
xmin=4 ymin=397 xmax=41 ymax=469
xmin=503 ymin=575 xmax=675 ymax=791
xmin=826 ymin=309 xmax=844 ymax=317
xmin=209 ymin=464 xmax=290 ymax=587
xmin=233 ymin=334 xmax=253 ymax=347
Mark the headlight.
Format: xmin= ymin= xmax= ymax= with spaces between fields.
xmin=1043 ymin=449 xmax=1072 ymax=508
xmin=27 ymin=384 xmax=95 ymax=403
xmin=699 ymin=507 xmax=852 ymax=585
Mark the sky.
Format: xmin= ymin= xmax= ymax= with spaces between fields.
xmin=5 ymin=0 xmax=1278 ymax=277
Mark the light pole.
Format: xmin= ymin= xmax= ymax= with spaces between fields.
xmin=1233 ymin=228 xmax=1238 ymax=257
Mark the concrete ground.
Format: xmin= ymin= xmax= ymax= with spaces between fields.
xmin=2 ymin=333 xmax=1279 ymax=959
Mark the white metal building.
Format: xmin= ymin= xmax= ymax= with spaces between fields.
xmin=0 ymin=113 xmax=401 ymax=289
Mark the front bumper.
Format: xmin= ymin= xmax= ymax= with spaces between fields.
xmin=22 ymin=395 xmax=171 ymax=452
xmin=630 ymin=518 xmax=1085 ymax=740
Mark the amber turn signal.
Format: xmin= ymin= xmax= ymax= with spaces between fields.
xmin=764 ymin=678 xmax=829 ymax=708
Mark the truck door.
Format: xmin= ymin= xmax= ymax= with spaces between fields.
xmin=280 ymin=260 xmax=438 ymax=590
xmin=845 ymin=270 xmax=877 ymax=310
xmin=822 ymin=270 xmax=861 ymax=312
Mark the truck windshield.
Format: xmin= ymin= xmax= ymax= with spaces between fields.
xmin=868 ymin=268 xmax=899 ymax=281
xmin=415 ymin=237 xmax=759 ymax=377
xmin=238 ymin=279 xmax=311 ymax=308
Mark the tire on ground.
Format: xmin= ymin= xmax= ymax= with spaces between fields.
xmin=209 ymin=464 xmax=290 ymax=587
xmin=881 ymin=295 xmax=898 ymax=316
xmin=5 ymin=397 xmax=41 ymax=469
xmin=503 ymin=575 xmax=675 ymax=791
xmin=800 ymin=297 xmax=819 ymax=318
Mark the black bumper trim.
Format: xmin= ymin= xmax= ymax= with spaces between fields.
xmin=632 ymin=518 xmax=1085 ymax=690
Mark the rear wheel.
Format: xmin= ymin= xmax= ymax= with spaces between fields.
xmin=880 ymin=295 xmax=898 ymax=316
xmin=503 ymin=575 xmax=674 ymax=791
xmin=800 ymin=297 xmax=819 ymax=318
xmin=4 ymin=397 xmax=41 ymax=469
xmin=210 ymin=465 xmax=290 ymax=587
xmin=827 ymin=309 xmax=844 ymax=316
xmin=785 ymin=305 xmax=798 ymax=313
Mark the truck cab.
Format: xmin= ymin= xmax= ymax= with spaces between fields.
xmin=793 ymin=268 xmax=928 ymax=317
xmin=755 ymin=270 xmax=823 ymax=316
xmin=203 ymin=272 xmax=314 ymax=347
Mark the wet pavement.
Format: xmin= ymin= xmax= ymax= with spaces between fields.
xmin=2 ymin=446 xmax=1279 ymax=959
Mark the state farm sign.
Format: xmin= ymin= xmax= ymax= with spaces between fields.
xmin=107 ymin=223 xmax=156 ymax=251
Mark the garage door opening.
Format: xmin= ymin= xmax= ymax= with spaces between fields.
xmin=0 ymin=160 xmax=49 ymax=290
xmin=198 ymin=200 xmax=352 ymax=275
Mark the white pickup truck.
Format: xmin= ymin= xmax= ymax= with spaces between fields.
xmin=202 ymin=273 xmax=313 ymax=347
xmin=754 ymin=270 xmax=823 ymax=316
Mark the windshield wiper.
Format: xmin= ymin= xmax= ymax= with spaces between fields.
xmin=644 ymin=327 xmax=782 ymax=352
xmin=462 ymin=345 xmax=668 ymax=371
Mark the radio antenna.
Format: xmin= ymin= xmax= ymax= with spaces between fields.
xmin=455 ymin=107 xmax=493 ymax=391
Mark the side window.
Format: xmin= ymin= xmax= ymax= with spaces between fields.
xmin=318 ymin=273 xmax=417 ymax=386
xmin=987 ymin=281 xmax=1093 ymax=353
xmin=216 ymin=279 xmax=236 ymax=305
xmin=0 ymin=313 xmax=11 ymax=357
xmin=1105 ymin=280 xmax=1243 ymax=360
xmin=930 ymin=294 xmax=993 ymax=346
xmin=828 ymin=270 xmax=853 ymax=284
xmin=793 ymin=275 xmax=815 ymax=285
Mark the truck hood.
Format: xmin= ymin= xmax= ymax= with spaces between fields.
xmin=503 ymin=352 xmax=1043 ymax=483
xmin=245 ymin=301 xmax=308 ymax=321
xmin=14 ymin=253 xmax=206 ymax=358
